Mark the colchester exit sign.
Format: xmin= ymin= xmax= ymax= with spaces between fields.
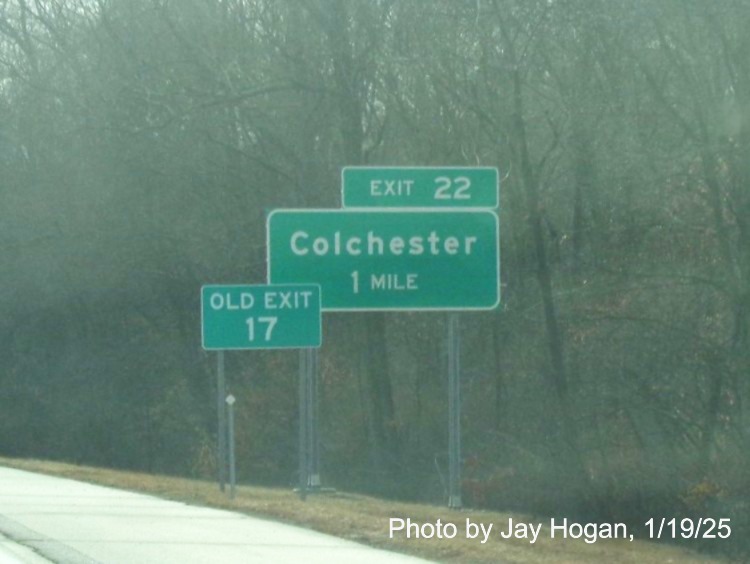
xmin=267 ymin=209 xmax=499 ymax=311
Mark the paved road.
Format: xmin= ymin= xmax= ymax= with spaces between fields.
xmin=0 ymin=466 xmax=430 ymax=563
xmin=0 ymin=529 xmax=51 ymax=564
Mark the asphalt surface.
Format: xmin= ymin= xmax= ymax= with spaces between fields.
xmin=0 ymin=529 xmax=51 ymax=564
xmin=0 ymin=466 xmax=431 ymax=563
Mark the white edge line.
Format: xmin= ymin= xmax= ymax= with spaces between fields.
xmin=342 ymin=205 xmax=497 ymax=211
xmin=340 ymin=166 xmax=347 ymax=207
xmin=266 ymin=208 xmax=498 ymax=214
xmin=320 ymin=301 xmax=500 ymax=313
xmin=341 ymin=166 xmax=500 ymax=170
xmin=203 ymin=344 xmax=322 ymax=350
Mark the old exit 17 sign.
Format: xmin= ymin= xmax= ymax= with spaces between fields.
xmin=267 ymin=210 xmax=499 ymax=311
xmin=201 ymin=284 xmax=321 ymax=349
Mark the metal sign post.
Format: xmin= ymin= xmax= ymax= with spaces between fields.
xmin=447 ymin=313 xmax=462 ymax=509
xmin=298 ymin=347 xmax=321 ymax=499
xmin=308 ymin=348 xmax=321 ymax=488
xmin=298 ymin=349 xmax=309 ymax=500
xmin=217 ymin=351 xmax=227 ymax=492
xmin=226 ymin=394 xmax=236 ymax=500
xmin=298 ymin=349 xmax=321 ymax=500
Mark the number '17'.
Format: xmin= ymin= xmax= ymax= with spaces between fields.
xmin=246 ymin=316 xmax=277 ymax=341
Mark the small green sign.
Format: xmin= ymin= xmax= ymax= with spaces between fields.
xmin=342 ymin=166 xmax=498 ymax=209
xmin=201 ymin=284 xmax=321 ymax=350
xmin=267 ymin=210 xmax=499 ymax=311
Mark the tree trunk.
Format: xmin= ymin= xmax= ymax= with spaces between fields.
xmin=499 ymin=10 xmax=590 ymax=512
xmin=326 ymin=0 xmax=400 ymax=483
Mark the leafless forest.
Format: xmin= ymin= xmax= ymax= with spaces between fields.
xmin=1 ymin=1 xmax=749 ymax=557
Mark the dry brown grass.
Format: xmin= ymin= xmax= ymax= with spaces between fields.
xmin=0 ymin=457 xmax=728 ymax=563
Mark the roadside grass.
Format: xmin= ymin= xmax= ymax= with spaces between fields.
xmin=0 ymin=457 xmax=728 ymax=563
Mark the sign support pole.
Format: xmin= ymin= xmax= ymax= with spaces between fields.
xmin=226 ymin=394 xmax=236 ymax=499
xmin=298 ymin=348 xmax=321 ymax=497
xmin=217 ymin=350 xmax=227 ymax=492
xmin=448 ymin=313 xmax=462 ymax=509
xmin=309 ymin=348 xmax=321 ymax=489
xmin=298 ymin=349 xmax=309 ymax=500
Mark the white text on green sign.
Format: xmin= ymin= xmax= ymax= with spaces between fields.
xmin=201 ymin=284 xmax=321 ymax=349
xmin=342 ymin=166 xmax=498 ymax=209
xmin=267 ymin=210 xmax=499 ymax=311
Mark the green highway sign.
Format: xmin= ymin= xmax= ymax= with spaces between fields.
xmin=267 ymin=210 xmax=499 ymax=311
xmin=342 ymin=166 xmax=499 ymax=209
xmin=201 ymin=284 xmax=321 ymax=350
